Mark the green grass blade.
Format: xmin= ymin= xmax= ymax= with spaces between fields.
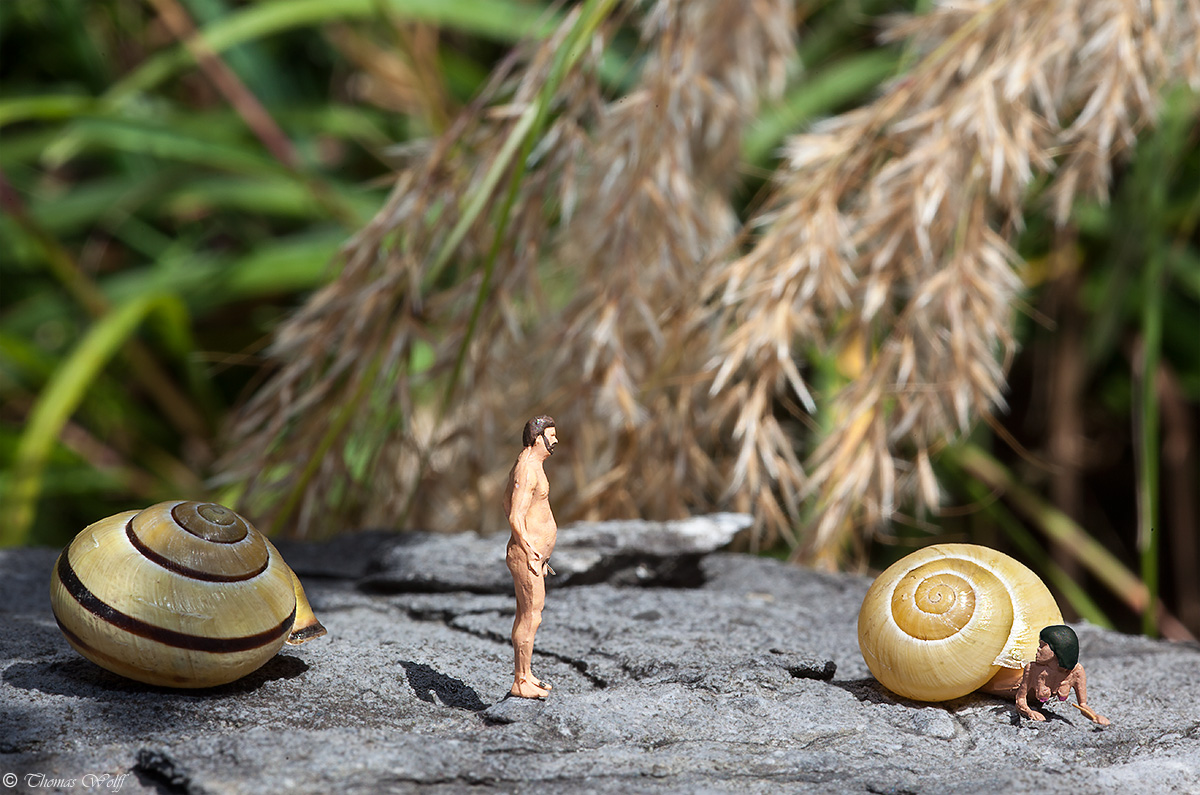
xmin=952 ymin=443 xmax=1151 ymax=616
xmin=1128 ymin=89 xmax=1192 ymax=637
xmin=1 ymin=293 xmax=189 ymax=547
xmin=45 ymin=117 xmax=288 ymax=175
xmin=1136 ymin=251 xmax=1166 ymax=638
xmin=35 ymin=0 xmax=556 ymax=157
xmin=0 ymin=94 xmax=98 ymax=127
xmin=423 ymin=102 xmax=538 ymax=289
xmin=1137 ymin=246 xmax=1166 ymax=638
xmin=1 ymin=230 xmax=346 ymax=338
xmin=437 ymin=0 xmax=621 ymax=411
xmin=955 ymin=469 xmax=1113 ymax=627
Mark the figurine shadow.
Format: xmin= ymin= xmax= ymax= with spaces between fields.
xmin=1022 ymin=703 xmax=1082 ymax=726
xmin=4 ymin=653 xmax=309 ymax=700
xmin=399 ymin=660 xmax=488 ymax=712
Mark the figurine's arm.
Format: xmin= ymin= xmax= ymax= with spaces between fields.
xmin=507 ymin=464 xmax=543 ymax=575
xmin=1071 ymin=666 xmax=1110 ymax=725
xmin=1015 ymin=667 xmax=1045 ymax=721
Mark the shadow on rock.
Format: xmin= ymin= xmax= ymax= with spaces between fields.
xmin=552 ymin=553 xmax=707 ymax=589
xmin=399 ymin=660 xmax=488 ymax=711
xmin=134 ymin=748 xmax=198 ymax=794
xmin=833 ymin=677 xmax=1058 ymax=726
xmin=833 ymin=677 xmax=980 ymax=712
xmin=221 ymin=654 xmax=311 ymax=692
xmin=1023 ymin=702 xmax=1086 ymax=726
xmin=831 ymin=677 xmax=911 ymax=706
xmin=4 ymin=653 xmax=309 ymax=699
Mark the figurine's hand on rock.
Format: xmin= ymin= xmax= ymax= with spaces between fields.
xmin=1073 ymin=703 xmax=1110 ymax=725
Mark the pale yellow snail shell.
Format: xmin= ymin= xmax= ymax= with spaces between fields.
xmin=50 ymin=501 xmax=326 ymax=688
xmin=857 ymin=543 xmax=1063 ymax=702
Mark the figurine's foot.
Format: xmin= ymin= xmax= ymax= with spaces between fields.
xmin=510 ymin=678 xmax=550 ymax=699
xmin=530 ymin=676 xmax=552 ymax=691
xmin=1071 ymin=703 xmax=1110 ymax=725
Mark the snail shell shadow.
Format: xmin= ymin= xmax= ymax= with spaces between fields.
xmin=3 ymin=654 xmax=309 ymax=758
xmin=4 ymin=653 xmax=309 ymax=700
xmin=832 ymin=677 xmax=1079 ymax=727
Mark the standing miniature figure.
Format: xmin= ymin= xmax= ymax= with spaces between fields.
xmin=503 ymin=415 xmax=558 ymax=698
xmin=1014 ymin=625 xmax=1110 ymax=725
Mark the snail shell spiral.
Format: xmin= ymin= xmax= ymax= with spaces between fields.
xmin=857 ymin=543 xmax=1063 ymax=702
xmin=49 ymin=501 xmax=326 ymax=688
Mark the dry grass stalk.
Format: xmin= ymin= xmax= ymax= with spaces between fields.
xmin=709 ymin=0 xmax=1199 ymax=564
xmin=415 ymin=0 xmax=795 ymax=533
xmin=219 ymin=0 xmax=794 ymax=536
xmin=220 ymin=0 xmax=1198 ymax=553
xmin=216 ymin=3 xmax=609 ymax=534
xmin=516 ymin=0 xmax=794 ymax=527
xmin=327 ymin=21 xmax=454 ymax=134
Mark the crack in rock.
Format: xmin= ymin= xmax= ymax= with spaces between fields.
xmin=359 ymin=514 xmax=751 ymax=595
xmin=531 ymin=648 xmax=609 ymax=689
xmin=134 ymin=748 xmax=208 ymax=795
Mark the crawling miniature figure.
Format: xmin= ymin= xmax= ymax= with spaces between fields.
xmin=1013 ymin=625 xmax=1110 ymax=725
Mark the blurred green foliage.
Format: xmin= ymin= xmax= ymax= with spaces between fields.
xmin=0 ymin=0 xmax=526 ymax=544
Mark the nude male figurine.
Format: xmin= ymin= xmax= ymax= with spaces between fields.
xmin=984 ymin=624 xmax=1109 ymax=725
xmin=502 ymin=415 xmax=558 ymax=698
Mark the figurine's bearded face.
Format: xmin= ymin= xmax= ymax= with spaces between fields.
xmin=523 ymin=415 xmax=557 ymax=453
xmin=540 ymin=426 xmax=558 ymax=455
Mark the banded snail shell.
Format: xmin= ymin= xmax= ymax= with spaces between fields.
xmin=857 ymin=543 xmax=1062 ymax=702
xmin=50 ymin=501 xmax=326 ymax=688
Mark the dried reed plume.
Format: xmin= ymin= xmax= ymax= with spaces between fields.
xmin=219 ymin=0 xmax=1198 ymax=556
xmin=711 ymin=0 xmax=1199 ymax=563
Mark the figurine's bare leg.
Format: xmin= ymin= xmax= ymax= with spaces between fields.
xmin=526 ymin=559 xmax=552 ymax=691
xmin=978 ymin=666 xmax=1023 ymax=697
xmin=507 ymin=545 xmax=550 ymax=698
xmin=1071 ymin=702 xmax=1110 ymax=725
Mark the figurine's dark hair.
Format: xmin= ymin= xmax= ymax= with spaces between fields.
xmin=522 ymin=415 xmax=556 ymax=448
xmin=1040 ymin=625 xmax=1079 ymax=670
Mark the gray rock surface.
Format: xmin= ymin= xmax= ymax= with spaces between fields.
xmin=3 ymin=516 xmax=1198 ymax=794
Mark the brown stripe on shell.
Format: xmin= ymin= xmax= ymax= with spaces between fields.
xmin=56 ymin=616 xmax=210 ymax=686
xmin=126 ymin=516 xmax=269 ymax=583
xmin=54 ymin=615 xmax=97 ymax=655
xmin=56 ymin=551 xmax=295 ymax=653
